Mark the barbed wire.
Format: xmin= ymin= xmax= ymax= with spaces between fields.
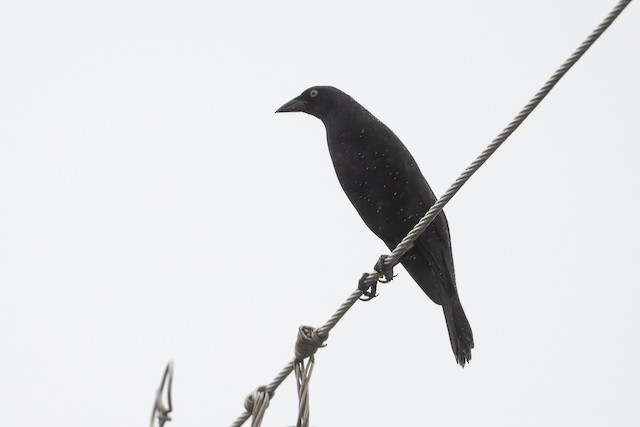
xmin=226 ymin=1 xmax=633 ymax=424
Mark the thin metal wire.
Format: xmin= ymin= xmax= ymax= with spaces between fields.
xmin=229 ymin=1 xmax=632 ymax=425
xmin=294 ymin=356 xmax=315 ymax=427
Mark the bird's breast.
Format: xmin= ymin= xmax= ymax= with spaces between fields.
xmin=327 ymin=127 xmax=432 ymax=245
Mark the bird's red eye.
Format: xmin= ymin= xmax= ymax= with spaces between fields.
xmin=310 ymin=89 xmax=319 ymax=98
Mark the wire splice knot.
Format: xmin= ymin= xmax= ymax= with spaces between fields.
xmin=294 ymin=325 xmax=328 ymax=361
xmin=243 ymin=386 xmax=273 ymax=427
xmin=294 ymin=326 xmax=325 ymax=427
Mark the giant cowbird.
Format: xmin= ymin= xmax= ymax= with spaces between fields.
xmin=276 ymin=86 xmax=473 ymax=367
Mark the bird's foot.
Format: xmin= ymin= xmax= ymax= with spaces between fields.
xmin=374 ymin=255 xmax=396 ymax=283
xmin=358 ymin=256 xmax=396 ymax=301
xmin=358 ymin=273 xmax=377 ymax=301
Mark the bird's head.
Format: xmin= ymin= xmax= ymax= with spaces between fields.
xmin=275 ymin=86 xmax=350 ymax=121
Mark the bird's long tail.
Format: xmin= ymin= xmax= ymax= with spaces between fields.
xmin=442 ymin=293 xmax=474 ymax=367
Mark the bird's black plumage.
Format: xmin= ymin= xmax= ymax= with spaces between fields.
xmin=277 ymin=86 xmax=473 ymax=367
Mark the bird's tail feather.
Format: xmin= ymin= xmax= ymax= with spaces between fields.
xmin=442 ymin=294 xmax=474 ymax=367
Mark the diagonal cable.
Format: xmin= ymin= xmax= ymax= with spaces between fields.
xmin=229 ymin=1 xmax=633 ymax=425
xmin=377 ymin=0 xmax=634 ymax=276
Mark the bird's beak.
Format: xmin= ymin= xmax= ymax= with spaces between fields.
xmin=275 ymin=97 xmax=306 ymax=113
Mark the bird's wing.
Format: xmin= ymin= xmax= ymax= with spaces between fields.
xmin=414 ymin=212 xmax=457 ymax=286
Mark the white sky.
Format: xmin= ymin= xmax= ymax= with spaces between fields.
xmin=0 ymin=1 xmax=638 ymax=426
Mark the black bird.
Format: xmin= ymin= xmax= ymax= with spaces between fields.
xmin=276 ymin=86 xmax=474 ymax=366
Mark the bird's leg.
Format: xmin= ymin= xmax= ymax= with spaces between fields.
xmin=358 ymin=273 xmax=378 ymax=301
xmin=374 ymin=255 xmax=396 ymax=283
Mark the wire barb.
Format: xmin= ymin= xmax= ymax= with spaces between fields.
xmin=229 ymin=1 xmax=632 ymax=425
xmin=150 ymin=361 xmax=174 ymax=427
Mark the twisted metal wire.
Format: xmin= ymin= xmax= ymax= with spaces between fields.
xmin=229 ymin=1 xmax=632 ymax=425
xmin=383 ymin=0 xmax=633 ymax=268
xmin=229 ymin=289 xmax=362 ymax=427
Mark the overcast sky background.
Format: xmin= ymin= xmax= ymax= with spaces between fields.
xmin=0 ymin=1 xmax=638 ymax=426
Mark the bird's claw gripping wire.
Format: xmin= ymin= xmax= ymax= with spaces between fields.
xmin=374 ymin=255 xmax=396 ymax=283
xmin=358 ymin=255 xmax=396 ymax=301
xmin=358 ymin=273 xmax=377 ymax=301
